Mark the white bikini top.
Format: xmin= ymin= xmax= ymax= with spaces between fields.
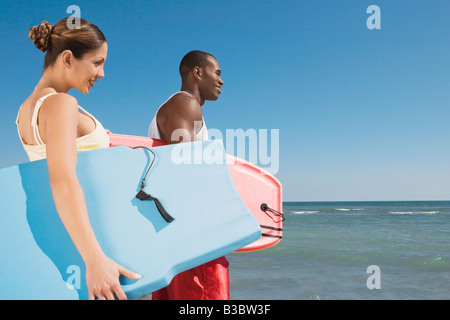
xmin=16 ymin=93 xmax=109 ymax=161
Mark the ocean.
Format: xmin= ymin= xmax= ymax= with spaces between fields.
xmin=227 ymin=201 xmax=450 ymax=300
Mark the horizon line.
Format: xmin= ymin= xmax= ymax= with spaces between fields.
xmin=283 ymin=199 xmax=450 ymax=203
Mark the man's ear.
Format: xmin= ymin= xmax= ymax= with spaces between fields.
xmin=60 ymin=50 xmax=74 ymax=69
xmin=193 ymin=66 xmax=202 ymax=80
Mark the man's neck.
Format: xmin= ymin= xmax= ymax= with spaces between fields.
xmin=180 ymin=85 xmax=204 ymax=106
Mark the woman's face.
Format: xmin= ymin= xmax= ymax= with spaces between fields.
xmin=70 ymin=42 xmax=108 ymax=94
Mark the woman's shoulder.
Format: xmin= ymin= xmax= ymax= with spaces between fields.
xmin=38 ymin=92 xmax=79 ymax=120
xmin=20 ymin=91 xmax=78 ymax=116
xmin=39 ymin=92 xmax=78 ymax=110
xmin=43 ymin=92 xmax=78 ymax=106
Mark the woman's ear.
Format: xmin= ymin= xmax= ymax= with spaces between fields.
xmin=60 ymin=50 xmax=74 ymax=69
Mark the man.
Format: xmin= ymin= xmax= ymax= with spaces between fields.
xmin=148 ymin=50 xmax=227 ymax=300
xmin=148 ymin=50 xmax=223 ymax=144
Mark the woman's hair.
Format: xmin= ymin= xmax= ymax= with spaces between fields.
xmin=28 ymin=18 xmax=106 ymax=70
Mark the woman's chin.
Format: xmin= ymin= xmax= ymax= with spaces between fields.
xmin=77 ymin=86 xmax=90 ymax=94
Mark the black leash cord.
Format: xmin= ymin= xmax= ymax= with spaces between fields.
xmin=261 ymin=203 xmax=285 ymax=222
xmin=132 ymin=146 xmax=155 ymax=190
xmin=132 ymin=146 xmax=175 ymax=223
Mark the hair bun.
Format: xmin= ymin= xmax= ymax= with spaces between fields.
xmin=28 ymin=21 xmax=53 ymax=52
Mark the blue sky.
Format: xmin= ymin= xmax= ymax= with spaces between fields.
xmin=1 ymin=0 xmax=449 ymax=201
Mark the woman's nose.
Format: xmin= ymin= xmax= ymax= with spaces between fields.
xmin=98 ymin=67 xmax=105 ymax=78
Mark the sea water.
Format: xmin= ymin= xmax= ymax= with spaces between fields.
xmin=227 ymin=201 xmax=450 ymax=300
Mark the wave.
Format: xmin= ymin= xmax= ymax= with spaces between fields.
xmin=389 ymin=211 xmax=440 ymax=215
xmin=287 ymin=208 xmax=366 ymax=214
xmin=290 ymin=210 xmax=320 ymax=215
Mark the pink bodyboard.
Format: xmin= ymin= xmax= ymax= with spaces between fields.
xmin=108 ymin=133 xmax=283 ymax=252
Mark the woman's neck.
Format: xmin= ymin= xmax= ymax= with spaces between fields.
xmin=36 ymin=67 xmax=72 ymax=93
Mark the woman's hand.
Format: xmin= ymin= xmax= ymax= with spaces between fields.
xmin=86 ymin=253 xmax=142 ymax=300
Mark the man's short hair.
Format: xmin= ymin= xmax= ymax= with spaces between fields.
xmin=179 ymin=50 xmax=216 ymax=81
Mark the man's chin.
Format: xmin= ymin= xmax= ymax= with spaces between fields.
xmin=208 ymin=94 xmax=220 ymax=101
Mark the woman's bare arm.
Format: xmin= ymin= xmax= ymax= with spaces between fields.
xmin=42 ymin=93 xmax=140 ymax=300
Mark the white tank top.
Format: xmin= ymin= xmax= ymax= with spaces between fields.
xmin=16 ymin=93 xmax=109 ymax=162
xmin=148 ymin=91 xmax=208 ymax=141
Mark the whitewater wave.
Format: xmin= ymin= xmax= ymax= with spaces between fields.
xmin=389 ymin=211 xmax=440 ymax=215
xmin=290 ymin=210 xmax=320 ymax=215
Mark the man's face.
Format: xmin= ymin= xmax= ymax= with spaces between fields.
xmin=199 ymin=56 xmax=224 ymax=101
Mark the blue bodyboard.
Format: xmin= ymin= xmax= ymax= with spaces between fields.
xmin=0 ymin=141 xmax=261 ymax=299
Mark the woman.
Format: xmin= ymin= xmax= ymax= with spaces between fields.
xmin=16 ymin=18 xmax=141 ymax=300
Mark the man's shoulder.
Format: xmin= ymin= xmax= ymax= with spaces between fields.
xmin=166 ymin=92 xmax=198 ymax=106
xmin=162 ymin=93 xmax=201 ymax=118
